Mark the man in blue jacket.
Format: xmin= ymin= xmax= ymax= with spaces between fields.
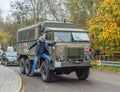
xmin=28 ymin=36 xmax=56 ymax=76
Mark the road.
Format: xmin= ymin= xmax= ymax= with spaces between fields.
xmin=8 ymin=65 xmax=120 ymax=92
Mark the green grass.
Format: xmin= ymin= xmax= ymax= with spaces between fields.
xmin=93 ymin=65 xmax=120 ymax=73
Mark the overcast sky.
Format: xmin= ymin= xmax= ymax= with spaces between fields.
xmin=0 ymin=0 xmax=16 ymax=18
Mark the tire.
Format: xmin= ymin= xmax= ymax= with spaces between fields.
xmin=40 ymin=61 xmax=52 ymax=82
xmin=76 ymin=68 xmax=89 ymax=80
xmin=20 ymin=58 xmax=26 ymax=74
xmin=1 ymin=59 xmax=4 ymax=65
xmin=25 ymin=59 xmax=33 ymax=76
xmin=4 ymin=59 xmax=8 ymax=66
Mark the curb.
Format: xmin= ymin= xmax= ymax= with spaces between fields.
xmin=15 ymin=71 xmax=22 ymax=92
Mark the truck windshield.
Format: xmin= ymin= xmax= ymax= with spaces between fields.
xmin=54 ymin=32 xmax=90 ymax=42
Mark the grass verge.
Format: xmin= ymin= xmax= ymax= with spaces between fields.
xmin=93 ymin=65 xmax=120 ymax=73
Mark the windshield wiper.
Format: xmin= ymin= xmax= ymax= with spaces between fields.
xmin=57 ymin=35 xmax=64 ymax=42
xmin=74 ymin=35 xmax=82 ymax=40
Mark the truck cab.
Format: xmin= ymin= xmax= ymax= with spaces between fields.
xmin=43 ymin=27 xmax=91 ymax=68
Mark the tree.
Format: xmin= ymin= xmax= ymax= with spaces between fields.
xmin=0 ymin=13 xmax=19 ymax=49
xmin=66 ymin=0 xmax=99 ymax=29
xmin=0 ymin=28 xmax=11 ymax=49
xmin=88 ymin=0 xmax=120 ymax=56
xmin=0 ymin=9 xmax=4 ymax=28
xmin=10 ymin=0 xmax=45 ymax=24
xmin=4 ymin=15 xmax=18 ymax=47
xmin=10 ymin=0 xmax=68 ymax=25
xmin=44 ymin=0 xmax=68 ymax=21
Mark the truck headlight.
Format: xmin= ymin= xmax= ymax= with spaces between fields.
xmin=59 ymin=56 xmax=64 ymax=61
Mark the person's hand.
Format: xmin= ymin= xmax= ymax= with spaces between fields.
xmin=55 ymin=36 xmax=59 ymax=42
xmin=54 ymin=40 xmax=57 ymax=43
xmin=26 ymin=49 xmax=30 ymax=53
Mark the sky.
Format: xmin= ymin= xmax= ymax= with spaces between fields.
xmin=0 ymin=0 xmax=16 ymax=19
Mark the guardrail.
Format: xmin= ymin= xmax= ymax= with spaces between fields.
xmin=100 ymin=61 xmax=120 ymax=66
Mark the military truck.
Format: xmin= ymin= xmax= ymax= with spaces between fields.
xmin=17 ymin=21 xmax=98 ymax=82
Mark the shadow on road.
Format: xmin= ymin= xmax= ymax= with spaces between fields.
xmin=4 ymin=64 xmax=19 ymax=67
xmin=31 ymin=71 xmax=93 ymax=84
xmin=50 ymin=75 xmax=92 ymax=84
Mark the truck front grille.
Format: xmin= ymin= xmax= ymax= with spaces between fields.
xmin=67 ymin=48 xmax=84 ymax=61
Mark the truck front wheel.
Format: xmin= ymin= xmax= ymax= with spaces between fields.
xmin=20 ymin=58 xmax=26 ymax=74
xmin=40 ymin=61 xmax=52 ymax=82
xmin=76 ymin=68 xmax=89 ymax=80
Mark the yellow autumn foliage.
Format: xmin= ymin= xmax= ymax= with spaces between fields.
xmin=88 ymin=0 xmax=120 ymax=55
xmin=0 ymin=28 xmax=11 ymax=46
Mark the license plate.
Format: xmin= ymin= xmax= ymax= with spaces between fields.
xmin=91 ymin=61 xmax=101 ymax=65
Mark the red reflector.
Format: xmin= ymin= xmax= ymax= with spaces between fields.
xmin=88 ymin=48 xmax=92 ymax=52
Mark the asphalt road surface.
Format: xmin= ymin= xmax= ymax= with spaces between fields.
xmin=8 ymin=65 xmax=120 ymax=92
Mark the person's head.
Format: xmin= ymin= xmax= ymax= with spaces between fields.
xmin=39 ymin=36 xmax=45 ymax=42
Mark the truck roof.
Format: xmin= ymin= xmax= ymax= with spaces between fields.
xmin=44 ymin=27 xmax=88 ymax=32
xmin=39 ymin=21 xmax=79 ymax=29
xmin=17 ymin=24 xmax=39 ymax=32
xmin=17 ymin=21 xmax=79 ymax=32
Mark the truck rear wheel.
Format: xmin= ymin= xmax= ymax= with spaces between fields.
xmin=20 ymin=58 xmax=26 ymax=74
xmin=25 ymin=59 xmax=33 ymax=76
xmin=40 ymin=61 xmax=52 ymax=82
xmin=76 ymin=68 xmax=89 ymax=80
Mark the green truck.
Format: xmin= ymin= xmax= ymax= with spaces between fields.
xmin=17 ymin=21 xmax=98 ymax=82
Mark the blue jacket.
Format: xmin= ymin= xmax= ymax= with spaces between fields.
xmin=29 ymin=40 xmax=56 ymax=55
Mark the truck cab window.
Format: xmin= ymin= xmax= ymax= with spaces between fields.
xmin=72 ymin=32 xmax=90 ymax=42
xmin=54 ymin=32 xmax=71 ymax=42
